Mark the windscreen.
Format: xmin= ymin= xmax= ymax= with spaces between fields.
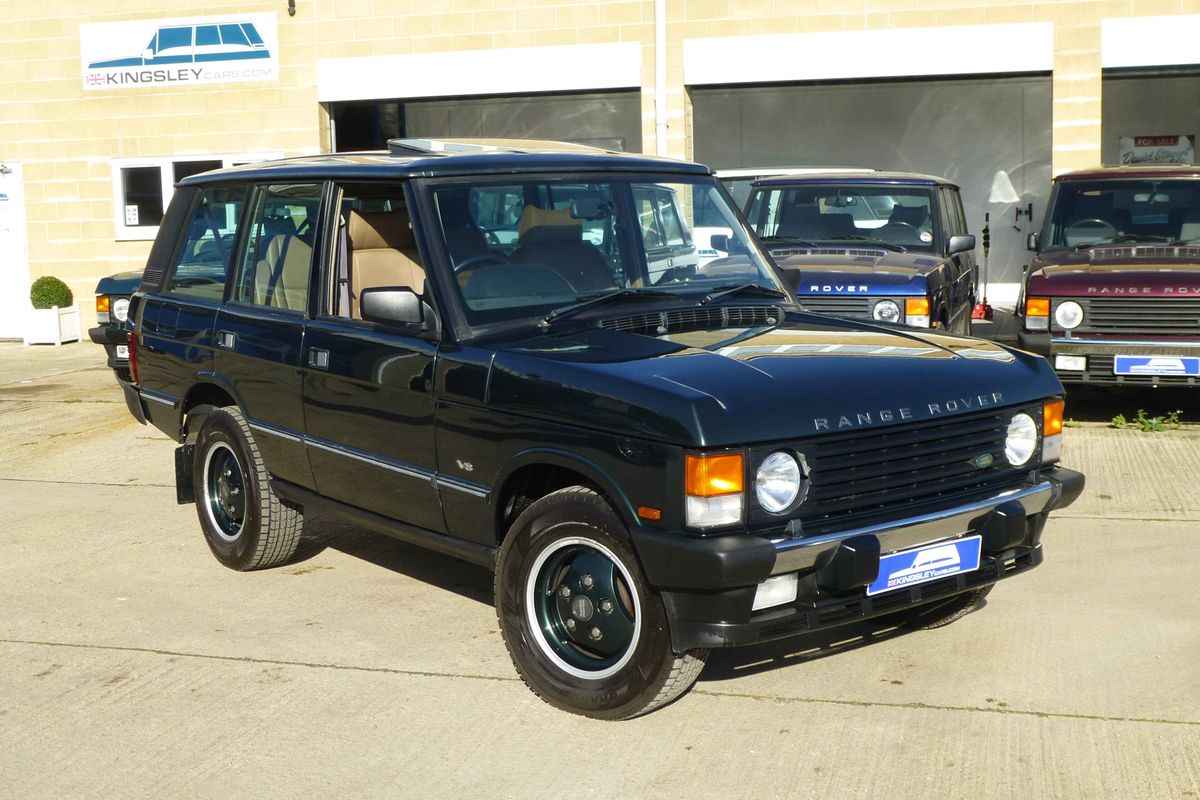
xmin=1043 ymin=179 xmax=1200 ymax=250
xmin=746 ymin=184 xmax=938 ymax=253
xmin=430 ymin=175 xmax=785 ymax=329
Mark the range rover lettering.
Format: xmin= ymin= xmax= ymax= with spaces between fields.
xmin=117 ymin=139 xmax=1083 ymax=719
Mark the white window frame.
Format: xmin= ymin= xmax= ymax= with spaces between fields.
xmin=110 ymin=152 xmax=280 ymax=241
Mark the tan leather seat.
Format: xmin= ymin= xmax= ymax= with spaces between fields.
xmin=509 ymin=206 xmax=615 ymax=293
xmin=253 ymin=234 xmax=312 ymax=311
xmin=347 ymin=209 xmax=425 ymax=319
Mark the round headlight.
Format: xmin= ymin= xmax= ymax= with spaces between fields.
xmin=1005 ymin=413 xmax=1038 ymax=466
xmin=112 ymin=298 xmax=130 ymax=322
xmin=872 ymin=299 xmax=901 ymax=323
xmin=755 ymin=452 xmax=803 ymax=513
xmin=1054 ymin=300 xmax=1083 ymax=330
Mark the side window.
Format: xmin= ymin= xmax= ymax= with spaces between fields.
xmin=234 ymin=184 xmax=321 ymax=312
xmin=633 ymin=188 xmax=666 ymax=250
xmin=332 ymin=184 xmax=421 ymax=321
xmin=656 ymin=192 xmax=690 ymax=247
xmin=952 ymin=190 xmax=969 ymax=236
xmin=164 ymin=185 xmax=247 ymax=301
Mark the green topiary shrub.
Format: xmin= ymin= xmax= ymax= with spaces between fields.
xmin=30 ymin=276 xmax=73 ymax=310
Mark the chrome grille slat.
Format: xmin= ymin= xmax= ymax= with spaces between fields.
xmin=1058 ymin=297 xmax=1200 ymax=335
xmin=798 ymin=296 xmax=872 ymax=317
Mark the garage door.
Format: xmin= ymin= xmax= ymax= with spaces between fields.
xmin=692 ymin=75 xmax=1052 ymax=304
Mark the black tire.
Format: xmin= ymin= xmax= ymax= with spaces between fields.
xmin=192 ymin=406 xmax=303 ymax=571
xmin=894 ymin=585 xmax=993 ymax=630
xmin=495 ymin=487 xmax=707 ymax=720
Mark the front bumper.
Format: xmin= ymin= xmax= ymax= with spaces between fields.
xmin=632 ymin=466 xmax=1084 ymax=651
xmin=1018 ymin=332 xmax=1200 ymax=386
xmin=88 ymin=324 xmax=130 ymax=370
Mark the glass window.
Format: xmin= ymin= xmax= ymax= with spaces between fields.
xmin=234 ymin=184 xmax=321 ymax=312
xmin=173 ymin=160 xmax=222 ymax=183
xmin=120 ymin=166 xmax=164 ymax=228
xmin=195 ymin=26 xmax=220 ymax=47
xmin=1044 ymin=179 xmax=1200 ymax=249
xmin=165 ymin=185 xmax=247 ymax=301
xmin=430 ymin=175 xmax=782 ymax=333
xmin=219 ymin=24 xmax=250 ymax=48
xmin=157 ymin=27 xmax=192 ymax=52
xmin=332 ymin=184 xmax=416 ymax=319
xmin=746 ymin=184 xmax=938 ymax=252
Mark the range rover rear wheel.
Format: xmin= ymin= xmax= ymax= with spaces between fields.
xmin=192 ymin=407 xmax=303 ymax=571
xmin=495 ymin=487 xmax=708 ymax=719
xmin=895 ymin=585 xmax=993 ymax=630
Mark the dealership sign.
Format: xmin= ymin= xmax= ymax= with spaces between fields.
xmin=1118 ymin=135 xmax=1195 ymax=165
xmin=80 ymin=13 xmax=279 ymax=90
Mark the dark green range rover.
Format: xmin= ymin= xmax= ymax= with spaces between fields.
xmin=119 ymin=140 xmax=1083 ymax=719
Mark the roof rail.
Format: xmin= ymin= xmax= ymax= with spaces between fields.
xmin=386 ymin=137 xmax=613 ymax=156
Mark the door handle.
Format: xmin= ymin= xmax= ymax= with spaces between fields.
xmin=308 ymin=348 xmax=329 ymax=369
xmin=216 ymin=330 xmax=237 ymax=350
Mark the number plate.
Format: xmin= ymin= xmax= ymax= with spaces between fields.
xmin=115 ymin=345 xmax=129 ymax=359
xmin=866 ymin=535 xmax=982 ymax=596
xmin=1114 ymin=356 xmax=1200 ymax=376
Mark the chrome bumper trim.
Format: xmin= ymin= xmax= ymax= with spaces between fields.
xmin=770 ymin=481 xmax=1054 ymax=575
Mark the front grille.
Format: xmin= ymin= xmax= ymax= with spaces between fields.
xmin=798 ymin=296 xmax=872 ymax=318
xmin=1060 ymin=297 xmax=1200 ymax=335
xmin=1058 ymin=354 xmax=1199 ymax=386
xmin=1089 ymin=245 xmax=1200 ymax=261
xmin=757 ymin=405 xmax=1037 ymax=536
xmin=599 ymin=305 xmax=781 ymax=336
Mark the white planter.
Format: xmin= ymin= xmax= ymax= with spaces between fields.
xmin=23 ymin=303 xmax=81 ymax=346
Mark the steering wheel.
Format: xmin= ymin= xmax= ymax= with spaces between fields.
xmin=483 ymin=229 xmax=502 ymax=247
xmin=1069 ymin=218 xmax=1117 ymax=232
xmin=454 ymin=253 xmax=509 ymax=272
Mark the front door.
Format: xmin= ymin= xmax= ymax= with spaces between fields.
xmin=301 ymin=182 xmax=444 ymax=533
xmin=0 ymin=164 xmax=30 ymax=340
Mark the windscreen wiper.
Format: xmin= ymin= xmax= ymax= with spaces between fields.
xmin=699 ymin=283 xmax=790 ymax=305
xmin=541 ymin=288 xmax=680 ymax=327
xmin=820 ymin=235 xmax=907 ymax=253
xmin=759 ymin=235 xmax=819 ymax=248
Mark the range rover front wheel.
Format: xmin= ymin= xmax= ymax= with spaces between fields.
xmin=495 ymin=487 xmax=707 ymax=719
xmin=192 ymin=407 xmax=303 ymax=571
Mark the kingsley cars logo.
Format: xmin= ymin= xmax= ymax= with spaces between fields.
xmin=80 ymin=13 xmax=279 ymax=90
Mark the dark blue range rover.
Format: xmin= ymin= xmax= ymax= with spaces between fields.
xmin=744 ymin=172 xmax=978 ymax=335
xmin=116 ymin=140 xmax=1082 ymax=719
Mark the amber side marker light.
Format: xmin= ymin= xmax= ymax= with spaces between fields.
xmin=1044 ymin=398 xmax=1064 ymax=436
xmin=637 ymin=506 xmax=662 ymax=521
xmin=685 ymin=453 xmax=744 ymax=497
xmin=905 ymin=297 xmax=930 ymax=316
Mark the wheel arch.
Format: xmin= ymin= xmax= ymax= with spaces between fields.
xmin=492 ymin=449 xmax=637 ymax=544
xmin=180 ymin=374 xmax=242 ymax=443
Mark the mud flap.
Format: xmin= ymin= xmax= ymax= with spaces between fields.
xmin=175 ymin=445 xmax=195 ymax=504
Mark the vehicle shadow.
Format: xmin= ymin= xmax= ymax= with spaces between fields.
xmin=698 ymin=599 xmax=990 ymax=682
xmin=291 ymin=510 xmax=495 ymax=606
xmin=1062 ymin=385 xmax=1200 ymax=424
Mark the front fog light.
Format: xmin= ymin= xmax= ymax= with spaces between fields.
xmin=1054 ymin=301 xmax=1083 ymax=330
xmin=752 ymin=572 xmax=799 ymax=611
xmin=1005 ymin=412 xmax=1038 ymax=465
xmin=1055 ymin=355 xmax=1086 ymax=371
xmin=872 ymin=299 xmax=901 ymax=323
xmin=756 ymin=451 xmax=802 ymax=512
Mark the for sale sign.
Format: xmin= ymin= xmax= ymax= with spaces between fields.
xmin=80 ymin=13 xmax=279 ymax=91
xmin=1118 ymin=135 xmax=1195 ymax=165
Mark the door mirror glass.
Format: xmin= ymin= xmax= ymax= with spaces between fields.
xmin=360 ymin=287 xmax=424 ymax=326
xmin=947 ymin=234 xmax=975 ymax=255
xmin=1026 ymin=232 xmax=1040 ymax=252
xmin=709 ymin=233 xmax=730 ymax=252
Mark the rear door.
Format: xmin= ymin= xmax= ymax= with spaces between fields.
xmin=214 ymin=182 xmax=323 ymax=490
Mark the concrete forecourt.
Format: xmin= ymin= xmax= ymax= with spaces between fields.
xmin=0 ymin=342 xmax=1197 ymax=799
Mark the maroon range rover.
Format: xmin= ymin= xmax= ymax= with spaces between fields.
xmin=1019 ymin=165 xmax=1200 ymax=387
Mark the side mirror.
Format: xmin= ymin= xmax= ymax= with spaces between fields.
xmin=360 ymin=286 xmax=425 ymax=327
xmin=710 ymin=234 xmax=730 ymax=252
xmin=947 ymin=234 xmax=975 ymax=255
xmin=1026 ymin=232 xmax=1040 ymax=252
